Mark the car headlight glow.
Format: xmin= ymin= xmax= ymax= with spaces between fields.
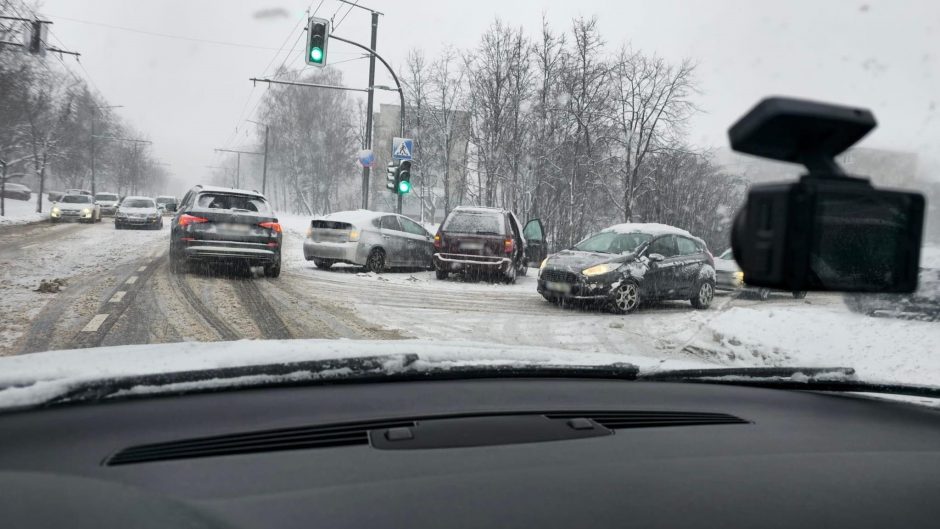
xmin=82 ymin=208 xmax=92 ymax=215
xmin=734 ymin=271 xmax=744 ymax=282
xmin=348 ymin=229 xmax=361 ymax=242
xmin=540 ymin=258 xmax=548 ymax=270
xmin=51 ymin=207 xmax=60 ymax=216
xmin=582 ymin=263 xmax=618 ymax=277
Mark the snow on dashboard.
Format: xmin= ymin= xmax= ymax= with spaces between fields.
xmin=0 ymin=339 xmax=710 ymax=409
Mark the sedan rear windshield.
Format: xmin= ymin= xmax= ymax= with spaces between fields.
xmin=122 ymin=199 xmax=155 ymax=208
xmin=443 ymin=212 xmax=503 ymax=235
xmin=575 ymin=232 xmax=651 ymax=254
xmin=196 ymin=193 xmax=271 ymax=214
xmin=61 ymin=195 xmax=92 ymax=204
xmin=95 ymin=194 xmax=118 ymax=201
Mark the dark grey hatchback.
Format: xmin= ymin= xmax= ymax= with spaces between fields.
xmin=538 ymin=223 xmax=716 ymax=314
xmin=169 ymin=185 xmax=282 ymax=277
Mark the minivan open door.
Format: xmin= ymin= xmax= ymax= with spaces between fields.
xmin=523 ymin=219 xmax=546 ymax=266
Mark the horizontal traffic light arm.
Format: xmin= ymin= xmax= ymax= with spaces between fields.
xmin=249 ymin=78 xmax=370 ymax=94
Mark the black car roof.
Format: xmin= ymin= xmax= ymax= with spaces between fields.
xmin=191 ymin=185 xmax=265 ymax=198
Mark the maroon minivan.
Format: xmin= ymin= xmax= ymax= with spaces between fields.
xmin=432 ymin=206 xmax=546 ymax=283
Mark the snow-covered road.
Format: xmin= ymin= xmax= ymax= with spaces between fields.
xmin=0 ymin=215 xmax=937 ymax=387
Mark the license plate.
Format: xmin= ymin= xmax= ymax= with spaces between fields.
xmin=460 ymin=242 xmax=484 ymax=251
xmin=546 ymin=281 xmax=571 ymax=294
xmin=219 ymin=223 xmax=250 ymax=233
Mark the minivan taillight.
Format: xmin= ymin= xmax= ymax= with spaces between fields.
xmin=178 ymin=214 xmax=208 ymax=227
xmin=504 ymin=238 xmax=515 ymax=254
xmin=259 ymin=221 xmax=282 ymax=233
xmin=434 ymin=233 xmax=442 ymax=249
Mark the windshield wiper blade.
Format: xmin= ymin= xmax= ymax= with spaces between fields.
xmin=641 ymin=366 xmax=940 ymax=399
xmin=39 ymin=355 xmax=639 ymax=409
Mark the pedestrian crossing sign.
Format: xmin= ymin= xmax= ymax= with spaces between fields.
xmin=392 ymin=137 xmax=413 ymax=160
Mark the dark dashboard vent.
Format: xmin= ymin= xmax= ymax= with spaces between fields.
xmin=545 ymin=410 xmax=748 ymax=430
xmin=105 ymin=410 xmax=747 ymax=466
xmin=105 ymin=418 xmax=415 ymax=466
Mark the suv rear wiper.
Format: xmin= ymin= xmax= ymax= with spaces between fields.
xmin=641 ymin=366 xmax=940 ymax=399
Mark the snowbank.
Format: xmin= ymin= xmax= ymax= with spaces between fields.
xmin=0 ymin=194 xmax=47 ymax=226
xmin=705 ymin=305 xmax=940 ymax=386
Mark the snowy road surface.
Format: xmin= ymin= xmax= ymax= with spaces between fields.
xmin=1 ymin=217 xmax=938 ymax=387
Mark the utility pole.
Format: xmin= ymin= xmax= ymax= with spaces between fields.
xmin=337 ymin=0 xmax=383 ymax=210
xmin=91 ymin=105 xmax=123 ymax=196
xmin=214 ymin=148 xmax=264 ymax=190
xmin=247 ymin=120 xmax=270 ymax=195
xmin=0 ymin=159 xmax=7 ymax=218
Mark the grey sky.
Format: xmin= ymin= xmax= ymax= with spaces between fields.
xmin=41 ymin=0 xmax=940 ymax=186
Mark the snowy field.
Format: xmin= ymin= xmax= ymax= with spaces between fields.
xmin=0 ymin=194 xmax=47 ymax=226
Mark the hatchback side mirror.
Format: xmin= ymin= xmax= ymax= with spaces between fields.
xmin=648 ymin=253 xmax=665 ymax=263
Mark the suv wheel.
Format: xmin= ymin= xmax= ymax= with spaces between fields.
xmin=169 ymin=253 xmax=187 ymax=274
xmin=758 ymin=288 xmax=771 ymax=301
xmin=314 ymin=259 xmax=334 ymax=270
xmin=366 ymin=248 xmax=386 ymax=274
xmin=435 ymin=268 xmax=449 ymax=280
xmin=610 ymin=281 xmax=641 ymax=314
xmin=264 ymin=258 xmax=281 ymax=278
xmin=692 ymin=281 xmax=715 ymax=309
xmin=792 ymin=291 xmax=808 ymax=299
xmin=502 ymin=263 xmax=517 ymax=284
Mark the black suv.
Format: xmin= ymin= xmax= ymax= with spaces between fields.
xmin=169 ymin=185 xmax=282 ymax=277
xmin=538 ymin=224 xmax=715 ymax=313
xmin=433 ymin=206 xmax=546 ymax=283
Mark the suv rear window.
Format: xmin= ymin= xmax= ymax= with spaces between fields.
xmin=443 ymin=212 xmax=503 ymax=235
xmin=196 ymin=193 xmax=270 ymax=214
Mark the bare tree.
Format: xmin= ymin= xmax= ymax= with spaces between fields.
xmin=610 ymin=47 xmax=697 ymax=222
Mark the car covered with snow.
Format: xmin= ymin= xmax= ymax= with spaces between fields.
xmin=432 ymin=206 xmax=546 ymax=283
xmin=1 ymin=182 xmax=31 ymax=201
xmin=714 ymin=249 xmax=807 ymax=301
xmin=538 ymin=223 xmax=715 ymax=313
xmin=155 ymin=195 xmax=178 ymax=214
xmin=50 ymin=193 xmax=101 ymax=223
xmin=303 ymin=210 xmax=434 ymax=273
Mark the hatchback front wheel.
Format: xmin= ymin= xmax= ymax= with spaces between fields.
xmin=691 ymin=281 xmax=715 ymax=309
xmin=610 ymin=281 xmax=641 ymax=314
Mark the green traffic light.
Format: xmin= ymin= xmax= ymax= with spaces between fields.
xmin=310 ymin=47 xmax=323 ymax=62
xmin=398 ymin=180 xmax=412 ymax=194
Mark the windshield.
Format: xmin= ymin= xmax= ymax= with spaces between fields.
xmin=575 ymin=232 xmax=651 ymax=254
xmin=443 ymin=212 xmax=503 ymax=234
xmin=121 ymin=199 xmax=155 ymax=208
xmin=1 ymin=0 xmax=939 ymax=403
xmin=60 ymin=195 xmax=92 ymax=204
xmin=196 ymin=193 xmax=271 ymax=213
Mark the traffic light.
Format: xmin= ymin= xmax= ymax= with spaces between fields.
xmin=305 ymin=17 xmax=330 ymax=67
xmin=397 ymin=160 xmax=412 ymax=195
xmin=386 ymin=161 xmax=398 ymax=193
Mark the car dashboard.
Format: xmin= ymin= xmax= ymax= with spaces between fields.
xmin=0 ymin=378 xmax=938 ymax=528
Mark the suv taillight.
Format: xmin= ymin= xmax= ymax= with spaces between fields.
xmin=179 ymin=214 xmax=208 ymax=227
xmin=259 ymin=221 xmax=282 ymax=233
xmin=504 ymin=238 xmax=515 ymax=254
xmin=434 ymin=233 xmax=442 ymax=249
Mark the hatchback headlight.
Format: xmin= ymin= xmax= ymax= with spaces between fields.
xmin=582 ymin=263 xmax=618 ymax=277
xmin=348 ymin=229 xmax=361 ymax=242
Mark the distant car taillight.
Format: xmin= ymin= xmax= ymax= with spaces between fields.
xmin=178 ymin=214 xmax=208 ymax=227
xmin=504 ymin=238 xmax=515 ymax=254
xmin=259 ymin=221 xmax=282 ymax=233
xmin=434 ymin=233 xmax=442 ymax=249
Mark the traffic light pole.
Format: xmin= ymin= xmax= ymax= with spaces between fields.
xmin=361 ymin=11 xmax=379 ymax=211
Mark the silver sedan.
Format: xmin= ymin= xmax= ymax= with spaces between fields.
xmin=303 ymin=210 xmax=434 ymax=273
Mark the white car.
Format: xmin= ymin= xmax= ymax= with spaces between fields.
xmin=50 ymin=194 xmax=101 ymax=224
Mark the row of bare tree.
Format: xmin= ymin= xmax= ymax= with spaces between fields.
xmin=400 ymin=16 xmax=744 ymax=250
xmin=0 ymin=2 xmax=168 ymax=213
xmin=243 ymin=15 xmax=744 ymax=251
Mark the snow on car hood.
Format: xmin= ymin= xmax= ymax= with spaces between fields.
xmin=0 ymin=339 xmax=710 ymax=410
xmin=546 ymin=250 xmax=634 ymax=272
xmin=54 ymin=202 xmax=93 ymax=211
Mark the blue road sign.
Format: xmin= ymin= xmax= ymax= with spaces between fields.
xmin=392 ymin=137 xmax=414 ymax=161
